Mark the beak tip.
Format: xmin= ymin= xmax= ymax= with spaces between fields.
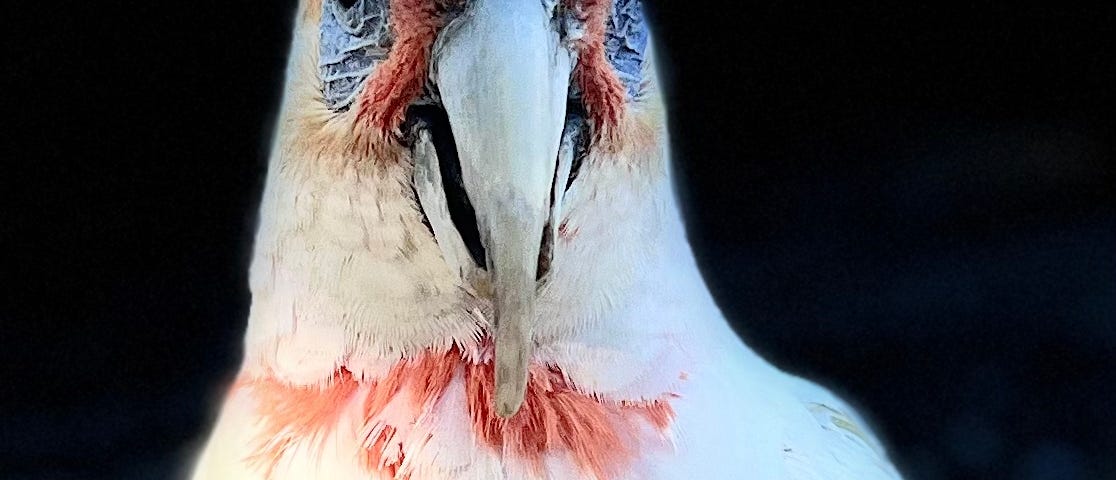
xmin=494 ymin=371 xmax=527 ymax=418
xmin=495 ymin=399 xmax=522 ymax=419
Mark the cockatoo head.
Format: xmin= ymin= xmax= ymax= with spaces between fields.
xmin=274 ymin=0 xmax=660 ymax=417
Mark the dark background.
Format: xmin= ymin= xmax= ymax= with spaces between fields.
xmin=2 ymin=2 xmax=1113 ymax=479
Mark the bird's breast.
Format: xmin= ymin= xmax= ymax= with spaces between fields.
xmin=234 ymin=338 xmax=679 ymax=479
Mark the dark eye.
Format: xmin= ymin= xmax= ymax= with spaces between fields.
xmin=337 ymin=0 xmax=359 ymax=9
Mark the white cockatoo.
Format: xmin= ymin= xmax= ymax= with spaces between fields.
xmin=190 ymin=0 xmax=905 ymax=478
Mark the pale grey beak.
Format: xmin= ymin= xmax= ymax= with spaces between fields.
xmin=432 ymin=0 xmax=573 ymax=417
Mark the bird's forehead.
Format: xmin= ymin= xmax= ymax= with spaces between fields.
xmin=315 ymin=0 xmax=650 ymax=114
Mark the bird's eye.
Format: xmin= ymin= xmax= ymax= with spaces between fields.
xmin=337 ymin=0 xmax=359 ymax=9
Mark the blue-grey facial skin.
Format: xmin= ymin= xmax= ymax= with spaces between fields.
xmin=563 ymin=0 xmax=648 ymax=101
xmin=319 ymin=0 xmax=393 ymax=111
xmin=319 ymin=0 xmax=648 ymax=111
xmin=603 ymin=0 xmax=648 ymax=99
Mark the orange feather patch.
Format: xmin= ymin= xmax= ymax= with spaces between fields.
xmin=243 ymin=369 xmax=361 ymax=478
xmin=240 ymin=341 xmax=677 ymax=479
xmin=567 ymin=0 xmax=627 ymax=143
xmin=355 ymin=0 xmax=447 ymax=136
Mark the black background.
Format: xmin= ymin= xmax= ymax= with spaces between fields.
xmin=3 ymin=2 xmax=1114 ymax=479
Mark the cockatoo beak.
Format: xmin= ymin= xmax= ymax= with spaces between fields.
xmin=432 ymin=0 xmax=573 ymax=417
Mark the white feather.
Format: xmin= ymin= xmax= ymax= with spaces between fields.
xmin=188 ymin=3 xmax=905 ymax=479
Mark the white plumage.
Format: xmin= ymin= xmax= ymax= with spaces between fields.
xmin=190 ymin=0 xmax=905 ymax=478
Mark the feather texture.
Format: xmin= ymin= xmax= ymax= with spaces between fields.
xmin=189 ymin=1 xmax=905 ymax=478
